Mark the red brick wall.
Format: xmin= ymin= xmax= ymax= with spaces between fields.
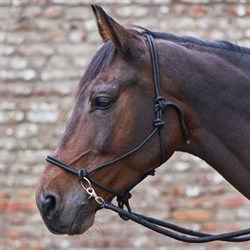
xmin=1 ymin=0 xmax=250 ymax=249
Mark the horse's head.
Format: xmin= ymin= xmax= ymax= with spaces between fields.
xmin=36 ymin=5 xmax=185 ymax=235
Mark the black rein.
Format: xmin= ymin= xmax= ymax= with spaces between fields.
xmin=46 ymin=33 xmax=250 ymax=243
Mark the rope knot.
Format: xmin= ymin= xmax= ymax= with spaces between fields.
xmin=154 ymin=96 xmax=166 ymax=128
xmin=117 ymin=192 xmax=132 ymax=220
xmin=154 ymin=118 xmax=165 ymax=128
xmin=155 ymin=96 xmax=166 ymax=113
xmin=78 ymin=169 xmax=88 ymax=180
xmin=117 ymin=192 xmax=132 ymax=205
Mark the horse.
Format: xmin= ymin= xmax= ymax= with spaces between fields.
xmin=36 ymin=5 xmax=250 ymax=236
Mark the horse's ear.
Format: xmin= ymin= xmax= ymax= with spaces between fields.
xmin=91 ymin=5 xmax=143 ymax=57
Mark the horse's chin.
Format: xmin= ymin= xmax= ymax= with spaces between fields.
xmin=68 ymin=211 xmax=95 ymax=236
xmin=47 ymin=217 xmax=95 ymax=236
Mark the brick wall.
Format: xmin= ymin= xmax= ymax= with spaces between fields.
xmin=1 ymin=0 xmax=250 ymax=249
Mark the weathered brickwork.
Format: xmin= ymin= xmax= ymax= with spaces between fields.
xmin=1 ymin=0 xmax=250 ymax=249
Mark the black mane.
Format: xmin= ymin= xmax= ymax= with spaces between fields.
xmin=81 ymin=40 xmax=116 ymax=84
xmin=76 ymin=40 xmax=117 ymax=98
xmin=76 ymin=28 xmax=249 ymax=98
xmin=142 ymin=28 xmax=250 ymax=54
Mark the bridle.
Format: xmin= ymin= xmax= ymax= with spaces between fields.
xmin=47 ymin=33 xmax=190 ymax=214
xmin=46 ymin=33 xmax=250 ymax=242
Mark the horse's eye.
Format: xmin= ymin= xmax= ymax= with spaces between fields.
xmin=95 ymin=97 xmax=113 ymax=110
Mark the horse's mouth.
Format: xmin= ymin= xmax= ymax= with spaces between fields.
xmin=44 ymin=213 xmax=95 ymax=236
xmin=68 ymin=204 xmax=95 ymax=235
xmin=39 ymin=201 xmax=95 ymax=235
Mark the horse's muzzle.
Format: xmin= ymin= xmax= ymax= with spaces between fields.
xmin=37 ymin=190 xmax=94 ymax=235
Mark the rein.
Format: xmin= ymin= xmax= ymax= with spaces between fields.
xmin=46 ymin=33 xmax=250 ymax=243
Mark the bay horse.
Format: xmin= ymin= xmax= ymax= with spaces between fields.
xmin=36 ymin=5 xmax=250 ymax=237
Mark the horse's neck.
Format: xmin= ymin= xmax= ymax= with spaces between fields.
xmin=160 ymin=42 xmax=250 ymax=199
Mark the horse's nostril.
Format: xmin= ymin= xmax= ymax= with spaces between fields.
xmin=45 ymin=195 xmax=56 ymax=217
xmin=40 ymin=192 xmax=59 ymax=220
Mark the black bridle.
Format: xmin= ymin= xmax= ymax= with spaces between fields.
xmin=47 ymin=33 xmax=190 ymax=214
xmin=46 ymin=33 xmax=250 ymax=243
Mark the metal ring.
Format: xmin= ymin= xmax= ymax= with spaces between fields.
xmin=80 ymin=177 xmax=92 ymax=190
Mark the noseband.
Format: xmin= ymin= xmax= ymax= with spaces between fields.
xmin=46 ymin=33 xmax=250 ymax=242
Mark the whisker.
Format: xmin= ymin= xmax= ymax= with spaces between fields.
xmin=86 ymin=219 xmax=109 ymax=247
